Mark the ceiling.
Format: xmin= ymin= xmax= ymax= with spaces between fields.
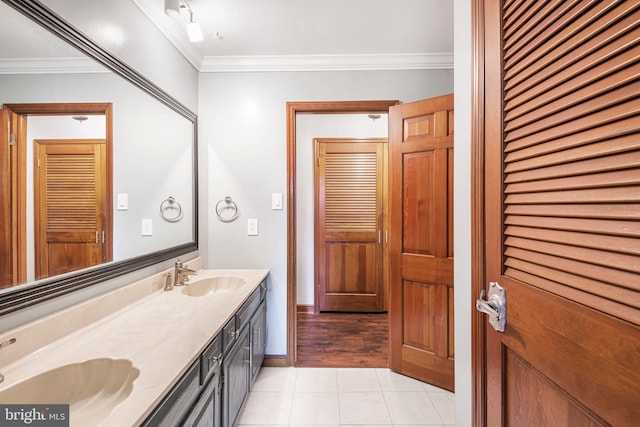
xmin=132 ymin=0 xmax=454 ymax=72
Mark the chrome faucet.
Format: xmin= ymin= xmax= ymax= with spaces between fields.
xmin=173 ymin=260 xmax=197 ymax=286
xmin=0 ymin=337 xmax=17 ymax=384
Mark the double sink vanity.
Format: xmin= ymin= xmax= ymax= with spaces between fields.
xmin=0 ymin=258 xmax=269 ymax=427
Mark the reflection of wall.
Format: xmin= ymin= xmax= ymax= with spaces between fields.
xmin=198 ymin=69 xmax=453 ymax=355
xmin=26 ymin=116 xmax=106 ymax=282
xmin=40 ymin=0 xmax=198 ymax=111
xmin=295 ymin=114 xmax=388 ymax=305
xmin=0 ymin=72 xmax=194 ymax=262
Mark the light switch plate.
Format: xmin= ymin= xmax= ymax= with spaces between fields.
xmin=272 ymin=193 xmax=283 ymax=210
xmin=116 ymin=193 xmax=128 ymax=210
xmin=247 ymin=218 xmax=258 ymax=236
xmin=141 ymin=219 xmax=153 ymax=236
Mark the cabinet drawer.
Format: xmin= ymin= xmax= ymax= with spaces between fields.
xmin=236 ymin=286 xmax=261 ymax=331
xmin=221 ymin=316 xmax=237 ymax=355
xmin=200 ymin=333 xmax=222 ymax=386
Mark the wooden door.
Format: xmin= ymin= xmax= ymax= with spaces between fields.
xmin=482 ymin=1 xmax=640 ymax=426
xmin=389 ymin=95 xmax=454 ymax=391
xmin=34 ymin=139 xmax=108 ymax=279
xmin=0 ymin=109 xmax=11 ymax=287
xmin=315 ymin=138 xmax=385 ymax=312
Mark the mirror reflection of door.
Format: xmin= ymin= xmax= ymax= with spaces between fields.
xmin=33 ymin=139 xmax=108 ymax=279
xmin=314 ymin=138 xmax=387 ymax=313
xmin=0 ymin=103 xmax=113 ymax=288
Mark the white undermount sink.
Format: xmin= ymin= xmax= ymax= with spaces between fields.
xmin=181 ymin=276 xmax=246 ymax=297
xmin=0 ymin=358 xmax=139 ymax=426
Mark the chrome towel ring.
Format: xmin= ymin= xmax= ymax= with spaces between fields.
xmin=216 ymin=196 xmax=239 ymax=222
xmin=160 ymin=196 xmax=183 ymax=222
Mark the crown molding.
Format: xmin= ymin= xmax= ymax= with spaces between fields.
xmin=199 ymin=53 xmax=454 ymax=73
xmin=0 ymin=58 xmax=109 ymax=74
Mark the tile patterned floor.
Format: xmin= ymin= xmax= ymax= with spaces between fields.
xmin=237 ymin=367 xmax=455 ymax=427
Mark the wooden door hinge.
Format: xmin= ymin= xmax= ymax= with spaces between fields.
xmin=9 ymin=133 xmax=16 ymax=146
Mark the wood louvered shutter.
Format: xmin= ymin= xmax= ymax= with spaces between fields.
xmin=501 ymin=0 xmax=640 ymax=323
xmin=315 ymin=138 xmax=385 ymax=312
xmin=483 ymin=1 xmax=640 ymax=426
xmin=34 ymin=139 xmax=107 ymax=279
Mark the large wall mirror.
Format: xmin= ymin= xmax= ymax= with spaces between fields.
xmin=0 ymin=0 xmax=198 ymax=315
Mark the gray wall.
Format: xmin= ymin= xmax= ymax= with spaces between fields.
xmin=198 ymin=69 xmax=454 ymax=356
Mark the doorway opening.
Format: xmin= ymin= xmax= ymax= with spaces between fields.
xmin=286 ymin=100 xmax=398 ymax=366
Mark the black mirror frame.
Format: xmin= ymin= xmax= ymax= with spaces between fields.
xmin=0 ymin=0 xmax=198 ymax=316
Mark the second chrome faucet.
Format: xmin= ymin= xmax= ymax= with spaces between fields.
xmin=173 ymin=260 xmax=198 ymax=286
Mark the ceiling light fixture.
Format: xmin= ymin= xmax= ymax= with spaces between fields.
xmin=164 ymin=0 xmax=180 ymax=17
xmin=164 ymin=0 xmax=203 ymax=43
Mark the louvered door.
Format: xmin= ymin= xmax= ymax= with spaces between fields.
xmin=315 ymin=138 xmax=385 ymax=312
xmin=34 ymin=139 xmax=107 ymax=279
xmin=483 ymin=1 xmax=640 ymax=425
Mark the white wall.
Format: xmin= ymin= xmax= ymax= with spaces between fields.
xmin=295 ymin=114 xmax=388 ymax=305
xmin=454 ymin=0 xmax=473 ymax=425
xmin=198 ymin=69 xmax=453 ymax=356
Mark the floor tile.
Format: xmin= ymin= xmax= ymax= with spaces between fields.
xmin=338 ymin=391 xmax=391 ymax=425
xmin=252 ymin=367 xmax=298 ymax=392
xmin=429 ymin=392 xmax=456 ymax=425
xmin=294 ymin=367 xmax=338 ymax=392
xmin=289 ymin=392 xmax=340 ymax=425
xmin=375 ymin=369 xmax=426 ymax=391
xmin=337 ymin=368 xmax=381 ymax=392
xmin=237 ymin=391 xmax=293 ymax=425
xmin=383 ymin=391 xmax=444 ymax=425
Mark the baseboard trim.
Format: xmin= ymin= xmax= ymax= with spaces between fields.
xmin=262 ymin=355 xmax=287 ymax=367
xmin=296 ymin=304 xmax=315 ymax=314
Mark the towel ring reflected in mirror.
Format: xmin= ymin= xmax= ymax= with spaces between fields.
xmin=160 ymin=196 xmax=183 ymax=222
xmin=216 ymin=196 xmax=239 ymax=222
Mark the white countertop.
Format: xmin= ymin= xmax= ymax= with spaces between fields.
xmin=0 ymin=264 xmax=269 ymax=426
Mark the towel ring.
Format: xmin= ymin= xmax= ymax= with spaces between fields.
xmin=160 ymin=196 xmax=183 ymax=222
xmin=216 ymin=196 xmax=239 ymax=222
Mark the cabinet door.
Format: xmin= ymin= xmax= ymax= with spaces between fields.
xmin=250 ymin=301 xmax=267 ymax=387
xmin=222 ymin=326 xmax=250 ymax=427
xmin=142 ymin=362 xmax=201 ymax=427
xmin=185 ymin=372 xmax=220 ymax=427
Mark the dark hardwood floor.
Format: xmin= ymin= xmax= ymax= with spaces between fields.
xmin=296 ymin=311 xmax=389 ymax=368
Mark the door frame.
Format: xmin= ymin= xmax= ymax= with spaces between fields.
xmin=470 ymin=0 xmax=488 ymax=425
xmin=3 ymin=102 xmax=114 ymax=282
xmin=286 ymin=100 xmax=398 ymax=365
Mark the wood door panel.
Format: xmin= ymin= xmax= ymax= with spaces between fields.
xmin=501 ymin=281 xmax=640 ymax=426
xmin=401 ymin=255 xmax=453 ymax=286
xmin=402 ymin=151 xmax=436 ymax=255
xmin=506 ymin=351 xmax=602 ymax=427
xmin=46 ymin=243 xmax=101 ymax=277
xmin=326 ymin=242 xmax=378 ymax=294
